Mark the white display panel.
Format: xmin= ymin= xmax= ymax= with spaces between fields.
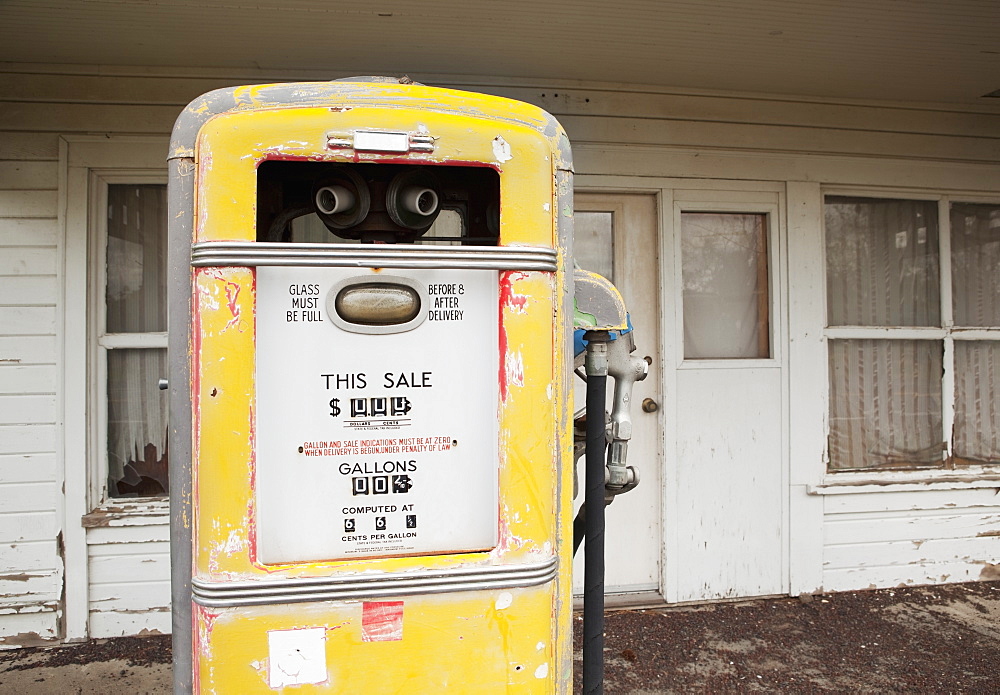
xmin=255 ymin=266 xmax=499 ymax=564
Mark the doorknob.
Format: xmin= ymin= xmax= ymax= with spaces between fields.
xmin=641 ymin=398 xmax=658 ymax=413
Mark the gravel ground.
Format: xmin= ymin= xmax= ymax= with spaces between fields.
xmin=573 ymin=581 xmax=1000 ymax=693
xmin=1 ymin=580 xmax=997 ymax=693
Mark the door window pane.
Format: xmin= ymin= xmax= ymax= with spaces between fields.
xmin=828 ymin=339 xmax=944 ymax=470
xmin=681 ymin=212 xmax=769 ymax=359
xmin=107 ymin=348 xmax=169 ymax=497
xmin=954 ymin=342 xmax=1000 ymax=464
xmin=825 ymin=196 xmax=939 ymax=327
xmin=951 ymin=202 xmax=1000 ymax=327
xmin=104 ymin=183 xmax=169 ymax=499
xmin=574 ymin=211 xmax=614 ymax=282
xmin=106 ymin=185 xmax=167 ymax=333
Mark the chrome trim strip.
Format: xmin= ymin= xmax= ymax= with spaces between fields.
xmin=191 ymin=557 xmax=558 ymax=608
xmin=191 ymin=242 xmax=558 ymax=271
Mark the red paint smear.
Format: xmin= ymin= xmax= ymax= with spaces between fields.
xmin=193 ymin=604 xmax=221 ymax=691
xmin=497 ymin=271 xmax=532 ymax=402
xmin=495 ymin=514 xmax=512 ymax=555
xmin=362 ymin=601 xmax=405 ymax=642
xmin=223 ymin=279 xmax=241 ymax=331
xmin=498 ymin=271 xmax=512 ymax=402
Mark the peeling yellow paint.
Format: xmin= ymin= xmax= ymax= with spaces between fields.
xmin=188 ymin=80 xmax=573 ymax=692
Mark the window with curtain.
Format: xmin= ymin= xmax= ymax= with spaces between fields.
xmin=824 ymin=196 xmax=1000 ymax=471
xmin=103 ymin=184 xmax=169 ymax=497
xmin=681 ymin=212 xmax=770 ymax=360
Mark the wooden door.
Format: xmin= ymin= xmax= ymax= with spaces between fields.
xmin=572 ymin=192 xmax=662 ymax=601
xmin=664 ymin=189 xmax=787 ymax=602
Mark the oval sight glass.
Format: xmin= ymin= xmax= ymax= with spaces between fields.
xmin=335 ymin=283 xmax=421 ymax=326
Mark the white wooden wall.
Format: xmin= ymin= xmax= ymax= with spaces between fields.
xmin=0 ymin=63 xmax=998 ymax=643
xmin=0 ymin=145 xmax=63 ymax=645
xmin=821 ymin=487 xmax=1000 ymax=591
xmin=87 ymin=524 xmax=172 ymax=637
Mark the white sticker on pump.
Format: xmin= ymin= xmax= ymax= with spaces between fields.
xmin=255 ymin=266 xmax=499 ymax=564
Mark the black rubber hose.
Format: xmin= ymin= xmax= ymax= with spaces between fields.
xmin=572 ymin=502 xmax=586 ymax=555
xmin=583 ymin=371 xmax=607 ymax=694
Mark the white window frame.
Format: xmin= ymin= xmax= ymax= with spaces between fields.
xmin=817 ymin=187 xmax=1000 ymax=487
xmin=61 ymin=136 xmax=169 ymax=639
xmin=88 ymin=173 xmax=169 ymax=506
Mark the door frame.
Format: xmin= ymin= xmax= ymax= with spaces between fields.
xmin=576 ymin=176 xmax=791 ymax=604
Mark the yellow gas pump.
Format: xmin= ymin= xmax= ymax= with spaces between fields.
xmin=168 ymin=78 xmax=576 ymax=692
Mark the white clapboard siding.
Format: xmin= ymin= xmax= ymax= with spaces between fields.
xmin=89 ymin=543 xmax=172 ymax=584
xmin=90 ymin=580 xmax=172 ymax=612
xmin=0 ymin=68 xmax=996 ymax=163
xmin=2 ymin=541 xmax=59 ymax=572
xmin=0 ymin=336 xmax=57 ymax=367
xmin=825 ymin=511 xmax=1000 ymax=545
xmin=0 ymin=218 xmax=59 ymax=246
xmin=0 ymin=365 xmax=57 ymax=394
xmin=823 ymin=561 xmax=990 ymax=593
xmin=0 ymin=425 xmax=58 ymax=454
xmin=0 ymin=103 xmax=182 ymax=135
xmin=0 ymin=453 xmax=57 ymax=484
xmin=0 ymin=608 xmax=59 ymax=644
xmin=0 ymin=395 xmax=56 ymax=424
xmin=822 ymin=490 xmax=1000 ymax=591
xmin=0 ymin=510 xmax=58 ymax=542
xmin=557 ymin=114 xmax=1000 ymax=163
xmin=824 ymin=487 xmax=1000 ymax=513
xmin=0 ymin=161 xmax=58 ymax=189
xmin=0 ymin=132 xmax=61 ymax=161
xmin=86 ymin=523 xmax=170 ymax=545
xmin=0 ymin=246 xmax=57 ymax=275
xmin=0 ymin=487 xmax=56 ymax=516
xmin=89 ymin=610 xmax=171 ymax=639
xmin=87 ymin=533 xmax=172 ymax=638
xmin=3 ymin=277 xmax=58 ymax=305
xmin=825 ymin=537 xmax=1000 ymax=570
xmin=0 ymin=570 xmax=61 ymax=603
xmin=0 ymin=191 xmax=58 ymax=218
xmin=0 ymin=500 xmax=62 ymax=617
xmin=0 ymin=306 xmax=57 ymax=335
xmin=4 ymin=68 xmax=999 ymax=140
xmin=0 ymin=100 xmax=62 ymax=644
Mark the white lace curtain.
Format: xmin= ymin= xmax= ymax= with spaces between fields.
xmin=681 ymin=212 xmax=769 ymax=360
xmin=825 ymin=197 xmax=999 ymax=470
xmin=105 ymin=185 xmax=169 ymax=495
xmin=951 ymin=203 xmax=1000 ymax=464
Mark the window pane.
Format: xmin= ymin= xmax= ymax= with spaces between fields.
xmin=828 ymin=339 xmax=944 ymax=470
xmin=951 ymin=202 xmax=1000 ymax=327
xmin=106 ymin=185 xmax=167 ymax=333
xmin=574 ymin=211 xmax=614 ymax=282
xmin=954 ymin=342 xmax=1000 ymax=464
xmin=825 ymin=197 xmax=939 ymax=327
xmin=681 ymin=212 xmax=769 ymax=359
xmin=107 ymin=348 xmax=169 ymax=497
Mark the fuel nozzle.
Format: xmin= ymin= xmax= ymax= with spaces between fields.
xmin=604 ymin=332 xmax=647 ymax=498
